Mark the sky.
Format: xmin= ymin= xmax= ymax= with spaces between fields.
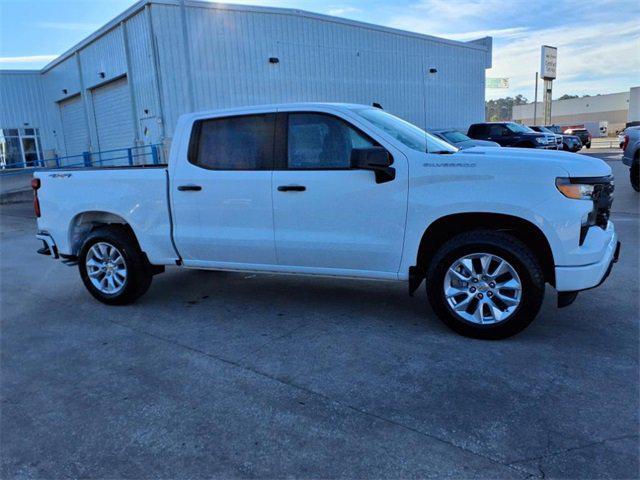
xmin=1 ymin=0 xmax=638 ymax=101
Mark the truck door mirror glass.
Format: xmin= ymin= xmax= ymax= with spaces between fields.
xmin=350 ymin=147 xmax=395 ymax=184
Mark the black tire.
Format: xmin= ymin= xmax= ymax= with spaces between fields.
xmin=78 ymin=226 xmax=153 ymax=305
xmin=425 ymin=230 xmax=545 ymax=340
xmin=585 ymin=143 xmax=591 ymax=149
xmin=631 ymin=157 xmax=640 ymax=192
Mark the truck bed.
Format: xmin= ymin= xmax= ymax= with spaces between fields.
xmin=34 ymin=167 xmax=178 ymax=265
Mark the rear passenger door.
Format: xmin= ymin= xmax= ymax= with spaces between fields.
xmin=271 ymin=110 xmax=407 ymax=277
xmin=171 ymin=113 xmax=277 ymax=268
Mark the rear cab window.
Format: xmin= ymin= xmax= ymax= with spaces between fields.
xmin=188 ymin=114 xmax=276 ymax=170
xmin=469 ymin=124 xmax=488 ymax=138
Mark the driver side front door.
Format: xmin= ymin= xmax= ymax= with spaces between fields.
xmin=272 ymin=110 xmax=408 ymax=278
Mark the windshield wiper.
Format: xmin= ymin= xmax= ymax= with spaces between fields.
xmin=429 ymin=150 xmax=455 ymax=154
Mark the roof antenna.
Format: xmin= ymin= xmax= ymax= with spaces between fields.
xmin=372 ymin=102 xmax=383 ymax=109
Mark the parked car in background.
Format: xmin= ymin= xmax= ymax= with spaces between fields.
xmin=467 ymin=122 xmax=557 ymax=149
xmin=528 ymin=126 xmax=563 ymax=149
xmin=564 ymin=127 xmax=591 ymax=149
xmin=561 ymin=135 xmax=583 ymax=152
xmin=429 ymin=129 xmax=500 ymax=149
xmin=622 ymin=126 xmax=640 ymax=191
xmin=536 ymin=125 xmax=583 ymax=152
xmin=618 ymin=129 xmax=626 ymax=149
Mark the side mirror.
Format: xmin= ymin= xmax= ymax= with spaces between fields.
xmin=350 ymin=147 xmax=395 ymax=184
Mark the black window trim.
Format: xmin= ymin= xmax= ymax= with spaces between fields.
xmin=187 ymin=112 xmax=277 ymax=171
xmin=187 ymin=110 xmax=392 ymax=172
xmin=275 ymin=111 xmax=389 ymax=171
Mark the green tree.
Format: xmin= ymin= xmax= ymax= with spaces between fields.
xmin=485 ymin=95 xmax=528 ymax=121
xmin=558 ymin=94 xmax=579 ymax=100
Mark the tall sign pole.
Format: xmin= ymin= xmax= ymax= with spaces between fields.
xmin=540 ymin=45 xmax=557 ymax=125
xmin=533 ymin=72 xmax=539 ymax=125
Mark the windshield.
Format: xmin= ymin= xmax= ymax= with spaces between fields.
xmin=442 ymin=131 xmax=470 ymax=143
xmin=505 ymin=123 xmax=534 ymax=134
xmin=546 ymin=125 xmax=561 ymax=134
xmin=352 ymin=108 xmax=458 ymax=153
xmin=535 ymin=126 xmax=552 ymax=134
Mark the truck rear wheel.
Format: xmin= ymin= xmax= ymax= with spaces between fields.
xmin=631 ymin=156 xmax=639 ymax=192
xmin=425 ymin=230 xmax=545 ymax=339
xmin=78 ymin=226 xmax=153 ymax=305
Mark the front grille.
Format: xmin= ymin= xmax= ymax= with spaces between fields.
xmin=592 ymin=180 xmax=614 ymax=228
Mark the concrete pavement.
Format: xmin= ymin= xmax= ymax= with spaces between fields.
xmin=1 ymin=153 xmax=638 ymax=479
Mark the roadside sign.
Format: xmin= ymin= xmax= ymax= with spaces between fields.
xmin=486 ymin=77 xmax=509 ymax=89
xmin=541 ymin=45 xmax=557 ymax=79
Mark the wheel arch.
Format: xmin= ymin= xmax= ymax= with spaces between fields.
xmin=411 ymin=212 xmax=555 ymax=294
xmin=68 ymin=211 xmax=140 ymax=256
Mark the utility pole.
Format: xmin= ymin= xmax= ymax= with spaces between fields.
xmin=533 ymin=72 xmax=539 ymax=125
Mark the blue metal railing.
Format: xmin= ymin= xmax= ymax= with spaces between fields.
xmin=0 ymin=144 xmax=164 ymax=176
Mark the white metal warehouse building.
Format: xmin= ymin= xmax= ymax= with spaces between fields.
xmin=0 ymin=0 xmax=492 ymax=168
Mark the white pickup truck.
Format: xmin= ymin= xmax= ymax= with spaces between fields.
xmin=33 ymin=103 xmax=620 ymax=339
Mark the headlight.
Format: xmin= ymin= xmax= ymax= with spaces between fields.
xmin=535 ymin=137 xmax=546 ymax=144
xmin=555 ymin=178 xmax=595 ymax=200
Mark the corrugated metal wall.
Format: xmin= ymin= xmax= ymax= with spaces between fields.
xmin=125 ymin=9 xmax=160 ymax=137
xmin=0 ymin=72 xmax=55 ymax=153
xmin=1 ymin=0 xmax=490 ymax=157
xmin=151 ymin=3 xmax=488 ymax=137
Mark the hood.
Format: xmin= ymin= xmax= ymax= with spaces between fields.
xmin=455 ymin=139 xmax=501 ymax=149
xmin=458 ymin=146 xmax=611 ymax=178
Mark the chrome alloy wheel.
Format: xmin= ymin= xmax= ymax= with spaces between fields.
xmin=443 ymin=253 xmax=522 ymax=325
xmin=85 ymin=242 xmax=127 ymax=294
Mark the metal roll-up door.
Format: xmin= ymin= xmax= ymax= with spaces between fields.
xmin=92 ymin=77 xmax=135 ymax=164
xmin=59 ymin=95 xmax=90 ymax=161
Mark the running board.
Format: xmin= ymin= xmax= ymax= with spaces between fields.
xmin=60 ymin=255 xmax=79 ymax=266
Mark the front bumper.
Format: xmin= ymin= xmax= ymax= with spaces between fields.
xmin=555 ymin=230 xmax=620 ymax=292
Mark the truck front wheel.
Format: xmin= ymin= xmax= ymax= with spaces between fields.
xmin=425 ymin=230 xmax=545 ymax=339
xmin=78 ymin=226 xmax=153 ymax=305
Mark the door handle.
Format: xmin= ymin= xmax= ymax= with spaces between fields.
xmin=177 ymin=184 xmax=202 ymax=191
xmin=277 ymin=185 xmax=306 ymax=192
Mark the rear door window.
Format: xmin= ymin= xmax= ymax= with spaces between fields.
xmin=189 ymin=114 xmax=275 ymax=170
